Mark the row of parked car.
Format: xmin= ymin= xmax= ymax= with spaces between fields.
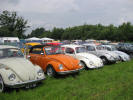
xmin=117 ymin=43 xmax=133 ymax=55
xmin=0 ymin=43 xmax=131 ymax=92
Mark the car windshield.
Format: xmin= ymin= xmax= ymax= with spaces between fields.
xmin=28 ymin=45 xmax=32 ymax=49
xmin=45 ymin=47 xmax=64 ymax=55
xmin=106 ymin=46 xmax=117 ymax=51
xmin=76 ymin=47 xmax=87 ymax=53
xmin=86 ymin=46 xmax=95 ymax=51
xmin=111 ymin=46 xmax=117 ymax=51
xmin=0 ymin=48 xmax=23 ymax=58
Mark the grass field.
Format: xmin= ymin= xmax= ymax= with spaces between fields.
xmin=0 ymin=60 xmax=133 ymax=100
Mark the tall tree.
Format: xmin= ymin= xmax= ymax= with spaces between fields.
xmin=0 ymin=10 xmax=29 ymax=38
xmin=29 ymin=27 xmax=45 ymax=38
xmin=51 ymin=27 xmax=64 ymax=40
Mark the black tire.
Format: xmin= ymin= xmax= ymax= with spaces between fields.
xmin=101 ymin=56 xmax=108 ymax=65
xmin=119 ymin=56 xmax=124 ymax=62
xmin=80 ymin=61 xmax=88 ymax=70
xmin=46 ymin=65 xmax=56 ymax=77
xmin=0 ymin=75 xmax=5 ymax=92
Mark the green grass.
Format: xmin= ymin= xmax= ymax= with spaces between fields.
xmin=1 ymin=60 xmax=133 ymax=100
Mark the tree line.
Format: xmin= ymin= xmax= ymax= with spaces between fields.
xmin=0 ymin=11 xmax=133 ymax=42
xmin=28 ymin=23 xmax=133 ymax=42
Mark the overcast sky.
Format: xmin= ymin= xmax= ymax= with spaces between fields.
xmin=0 ymin=0 xmax=133 ymax=34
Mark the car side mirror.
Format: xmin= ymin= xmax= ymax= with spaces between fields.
xmin=27 ymin=55 xmax=31 ymax=59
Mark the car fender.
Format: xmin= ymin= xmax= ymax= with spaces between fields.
xmin=101 ymin=54 xmax=111 ymax=60
xmin=45 ymin=61 xmax=61 ymax=72
xmin=77 ymin=57 xmax=91 ymax=68
xmin=0 ymin=67 xmax=20 ymax=85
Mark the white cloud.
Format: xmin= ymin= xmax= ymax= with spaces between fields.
xmin=1 ymin=0 xmax=133 ymax=35
xmin=11 ymin=0 xmax=79 ymax=13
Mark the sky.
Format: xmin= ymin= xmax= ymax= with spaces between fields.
xmin=0 ymin=0 xmax=133 ymax=34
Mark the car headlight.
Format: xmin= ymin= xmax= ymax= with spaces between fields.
xmin=8 ymin=74 xmax=16 ymax=81
xmin=89 ymin=61 xmax=94 ymax=65
xmin=59 ymin=64 xmax=63 ymax=70
xmin=37 ymin=69 xmax=44 ymax=76
xmin=123 ymin=57 xmax=127 ymax=60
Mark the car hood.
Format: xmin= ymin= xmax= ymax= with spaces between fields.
xmin=47 ymin=54 xmax=79 ymax=70
xmin=0 ymin=57 xmax=38 ymax=81
xmin=77 ymin=52 xmax=102 ymax=62
xmin=113 ymin=51 xmax=130 ymax=60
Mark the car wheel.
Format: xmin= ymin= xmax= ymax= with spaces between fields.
xmin=101 ymin=57 xmax=108 ymax=65
xmin=80 ymin=61 xmax=87 ymax=69
xmin=119 ymin=56 xmax=124 ymax=62
xmin=46 ymin=66 xmax=56 ymax=77
xmin=0 ymin=75 xmax=5 ymax=92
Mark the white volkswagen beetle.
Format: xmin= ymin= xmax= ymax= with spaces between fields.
xmin=61 ymin=45 xmax=103 ymax=69
xmin=101 ymin=45 xmax=130 ymax=61
xmin=83 ymin=44 xmax=121 ymax=64
xmin=0 ymin=45 xmax=45 ymax=92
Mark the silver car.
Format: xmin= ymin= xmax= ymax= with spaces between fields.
xmin=83 ymin=44 xmax=121 ymax=64
xmin=101 ymin=45 xmax=130 ymax=61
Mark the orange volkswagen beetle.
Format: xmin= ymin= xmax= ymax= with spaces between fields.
xmin=29 ymin=45 xmax=83 ymax=77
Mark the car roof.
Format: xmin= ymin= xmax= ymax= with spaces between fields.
xmin=101 ymin=45 xmax=114 ymax=48
xmin=83 ymin=43 xmax=96 ymax=46
xmin=0 ymin=45 xmax=18 ymax=49
xmin=62 ymin=44 xmax=84 ymax=49
xmin=31 ymin=44 xmax=60 ymax=48
xmin=25 ymin=42 xmax=41 ymax=46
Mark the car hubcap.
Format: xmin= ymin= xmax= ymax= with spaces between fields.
xmin=47 ymin=67 xmax=53 ymax=76
xmin=81 ymin=62 xmax=85 ymax=68
xmin=0 ymin=76 xmax=4 ymax=92
xmin=102 ymin=58 xmax=106 ymax=64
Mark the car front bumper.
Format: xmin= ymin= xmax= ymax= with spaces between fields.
xmin=5 ymin=78 xmax=45 ymax=88
xmin=89 ymin=65 xmax=103 ymax=69
xmin=57 ymin=67 xmax=84 ymax=75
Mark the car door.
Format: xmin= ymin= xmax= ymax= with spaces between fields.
xmin=38 ymin=47 xmax=49 ymax=70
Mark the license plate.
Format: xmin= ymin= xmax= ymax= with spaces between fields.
xmin=25 ymin=83 xmax=36 ymax=88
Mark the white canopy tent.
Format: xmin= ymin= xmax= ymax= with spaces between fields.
xmin=41 ymin=37 xmax=54 ymax=41
xmin=0 ymin=37 xmax=20 ymax=43
xmin=41 ymin=37 xmax=54 ymax=43
xmin=26 ymin=37 xmax=42 ymax=41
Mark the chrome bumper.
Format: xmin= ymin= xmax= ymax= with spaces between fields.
xmin=89 ymin=65 xmax=103 ymax=69
xmin=57 ymin=67 xmax=84 ymax=75
xmin=5 ymin=78 xmax=45 ymax=88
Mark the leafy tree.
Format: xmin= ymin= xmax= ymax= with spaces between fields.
xmin=29 ymin=27 xmax=45 ymax=38
xmin=0 ymin=10 xmax=29 ymax=38
xmin=51 ymin=27 xmax=64 ymax=40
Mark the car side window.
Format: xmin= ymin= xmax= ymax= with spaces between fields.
xmin=87 ymin=46 xmax=95 ymax=51
xmin=0 ymin=50 xmax=3 ymax=57
xmin=31 ymin=47 xmax=42 ymax=54
xmin=65 ymin=48 xmax=74 ymax=54
xmin=107 ymin=47 xmax=111 ymax=51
